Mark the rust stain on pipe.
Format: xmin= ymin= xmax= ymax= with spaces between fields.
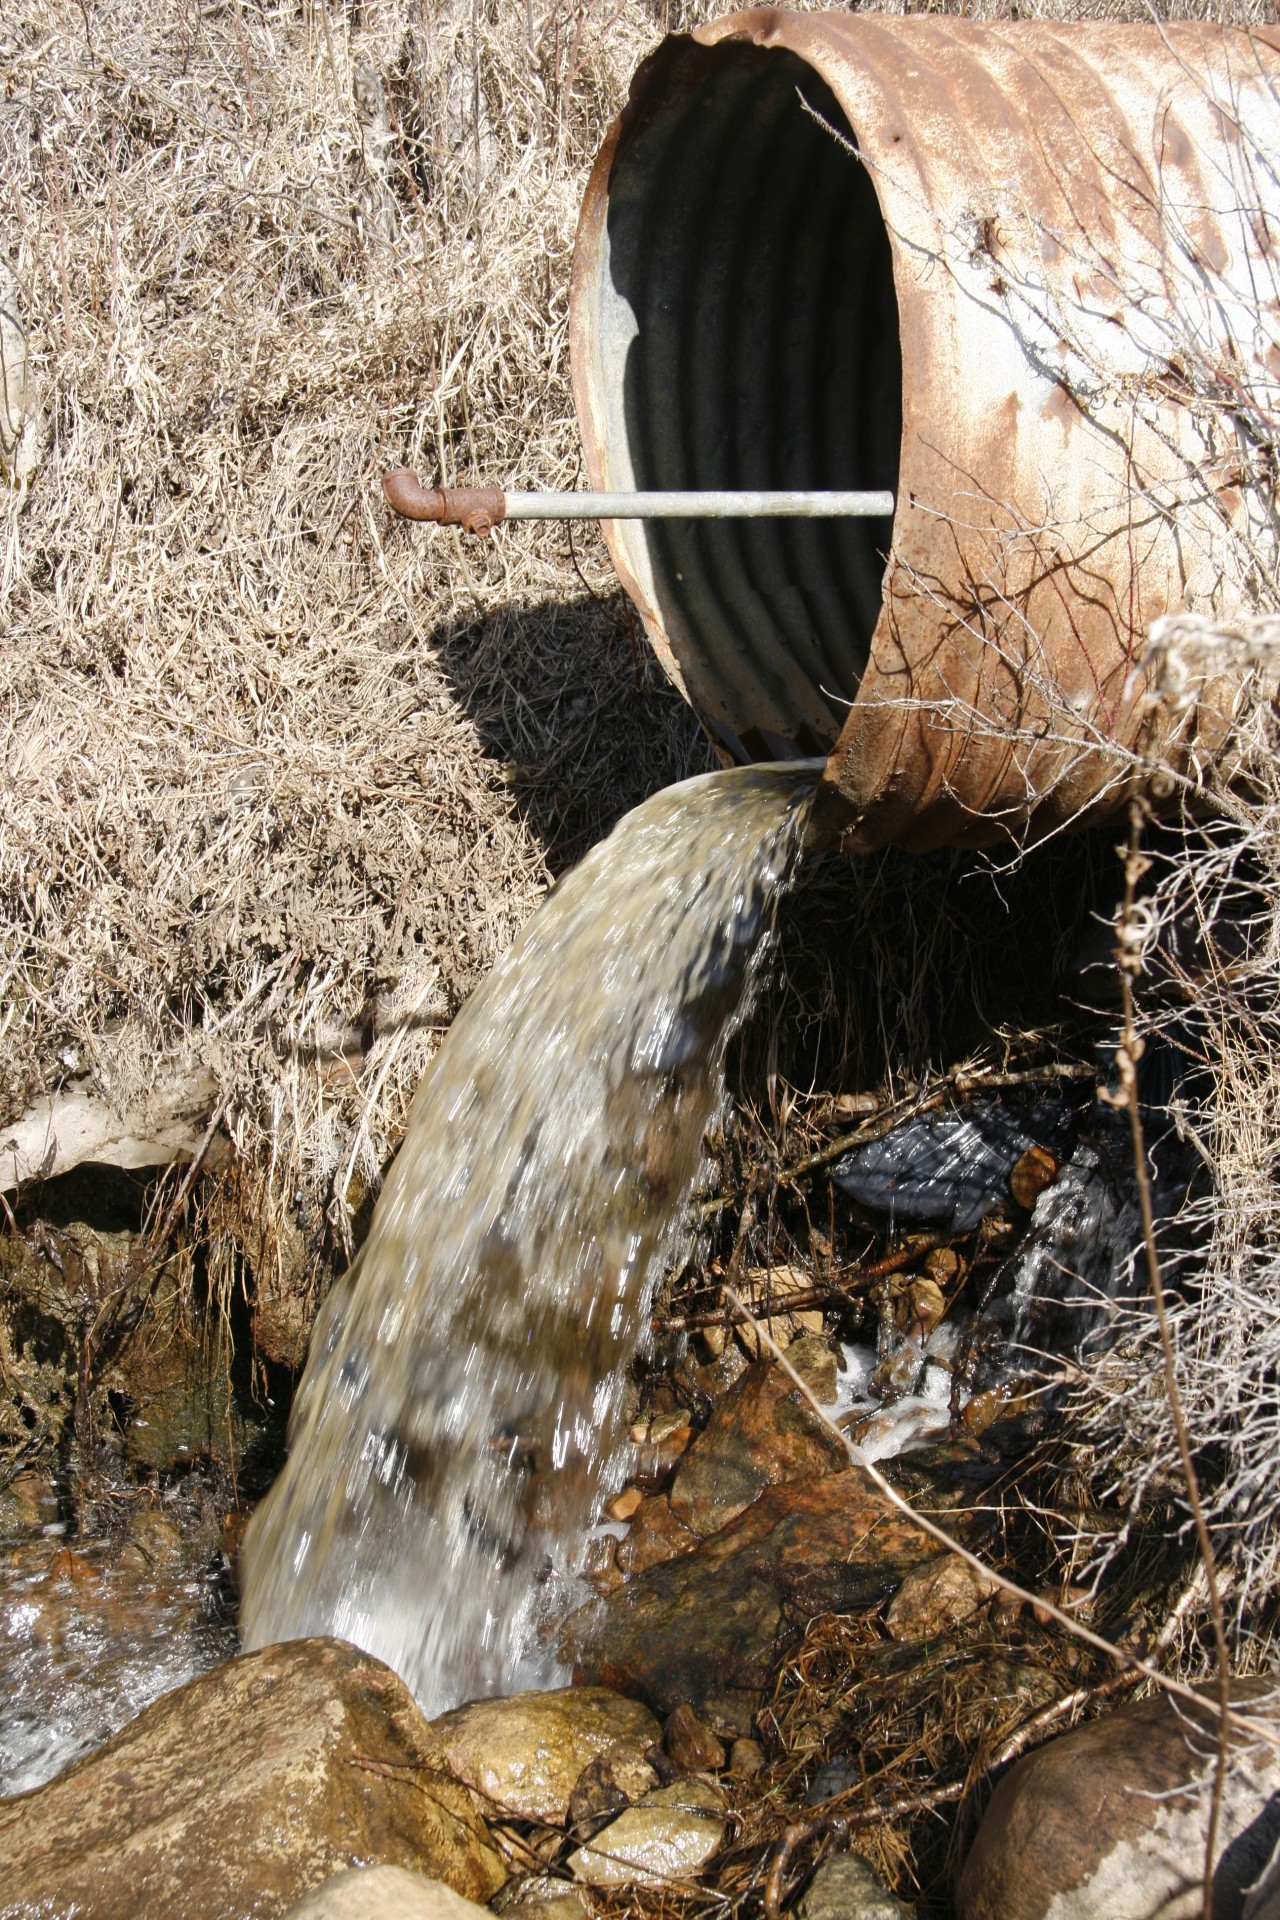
xmin=382 ymin=469 xmax=507 ymax=535
xmin=569 ymin=13 xmax=1280 ymax=850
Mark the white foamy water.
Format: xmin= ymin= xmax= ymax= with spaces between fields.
xmin=240 ymin=765 xmax=819 ymax=1714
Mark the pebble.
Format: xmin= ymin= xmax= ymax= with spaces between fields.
xmin=782 ymin=1330 xmax=840 ymax=1405
xmin=664 ymin=1702 xmax=726 ymax=1773
xmin=605 ymin=1486 xmax=643 ymax=1523
xmin=729 ymin=1737 xmax=765 ymax=1777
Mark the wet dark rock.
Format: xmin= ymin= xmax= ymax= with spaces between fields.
xmin=799 ymin=1853 xmax=914 ymax=1920
xmin=957 ymin=1681 xmax=1280 ymax=1920
xmin=831 ymin=1104 xmax=1068 ymax=1235
xmin=664 ymin=1701 xmax=726 ymax=1772
xmin=615 ymin=1493 xmax=699 ymax=1575
xmin=0 ymin=1638 xmax=507 ymax=1920
xmin=284 ymin=1867 xmax=495 ymax=1920
xmin=667 ymin=1360 xmax=847 ymax=1539
xmin=427 ymin=1685 xmax=661 ymax=1826
xmin=567 ymin=1470 xmax=939 ymax=1734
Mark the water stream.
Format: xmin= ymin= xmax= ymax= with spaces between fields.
xmin=239 ymin=763 xmax=820 ymax=1714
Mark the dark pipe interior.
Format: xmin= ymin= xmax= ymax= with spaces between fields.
xmin=604 ymin=41 xmax=902 ymax=758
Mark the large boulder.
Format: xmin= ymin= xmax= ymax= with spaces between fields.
xmin=957 ymin=1681 xmax=1280 ymax=1920
xmin=426 ymin=1685 xmax=661 ymax=1825
xmin=667 ymin=1359 xmax=847 ymax=1538
xmin=567 ymin=1469 xmax=938 ymax=1734
xmin=0 ymin=1639 xmax=506 ymax=1920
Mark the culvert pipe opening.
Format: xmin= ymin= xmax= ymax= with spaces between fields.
xmin=572 ymin=38 xmax=901 ymax=764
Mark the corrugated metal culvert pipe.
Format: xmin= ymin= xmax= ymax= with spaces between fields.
xmin=570 ymin=10 xmax=1280 ymax=851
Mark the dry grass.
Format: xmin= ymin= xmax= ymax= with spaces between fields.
xmin=0 ymin=0 xmax=728 ymax=1271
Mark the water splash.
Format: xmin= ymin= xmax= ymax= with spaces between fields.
xmin=240 ymin=764 xmax=818 ymax=1713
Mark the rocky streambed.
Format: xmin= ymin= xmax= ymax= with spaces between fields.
xmin=3 ymin=1070 xmax=1277 ymax=1919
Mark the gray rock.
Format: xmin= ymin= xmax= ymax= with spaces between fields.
xmin=799 ymin=1853 xmax=914 ymax=1920
xmin=285 ymin=1867 xmax=494 ymax=1920
xmin=957 ymin=1680 xmax=1280 ymax=1920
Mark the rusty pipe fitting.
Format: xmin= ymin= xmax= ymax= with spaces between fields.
xmin=382 ymin=469 xmax=507 ymax=536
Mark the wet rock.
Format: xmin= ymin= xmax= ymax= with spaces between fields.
xmin=0 ymin=1638 xmax=506 ymax=1920
xmin=491 ymin=1874 xmax=587 ymax=1920
xmin=283 ymin=1867 xmax=494 ymax=1920
xmin=798 ymin=1852 xmax=914 ymax=1920
xmin=616 ymin=1494 xmax=699 ymax=1575
xmin=427 ymin=1685 xmax=661 ymax=1825
xmin=665 ymin=1701 xmax=726 ymax=1772
xmin=957 ymin=1680 xmax=1280 ymax=1920
xmin=568 ymin=1779 xmax=725 ymax=1888
xmin=668 ymin=1359 xmax=847 ymax=1538
xmin=605 ymin=1485 xmax=643 ymax=1523
xmin=782 ymin=1330 xmax=840 ymax=1404
xmin=885 ymin=1556 xmax=999 ymax=1642
xmin=569 ymin=1470 xmax=938 ymax=1734
xmin=566 ymin=1746 xmax=659 ymax=1835
xmin=1009 ymin=1145 xmax=1059 ymax=1212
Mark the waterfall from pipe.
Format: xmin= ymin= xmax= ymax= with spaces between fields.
xmin=239 ymin=763 xmax=817 ymax=1713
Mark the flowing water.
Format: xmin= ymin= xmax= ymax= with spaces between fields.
xmin=239 ymin=763 xmax=820 ymax=1714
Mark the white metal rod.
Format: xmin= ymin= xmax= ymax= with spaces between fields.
xmin=502 ymin=489 xmax=894 ymax=519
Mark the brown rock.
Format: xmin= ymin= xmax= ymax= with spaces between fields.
xmin=668 ymin=1360 xmax=847 ymax=1538
xmin=884 ymin=1556 xmax=998 ymax=1642
xmin=0 ymin=1639 xmax=506 ymax=1920
xmin=616 ymin=1495 xmax=700 ymax=1575
xmin=566 ymin=1744 xmax=659 ymax=1835
xmin=282 ymin=1867 xmax=495 ymax=1920
xmin=782 ymin=1330 xmax=840 ymax=1405
xmin=729 ymin=1738 xmax=765 ymax=1778
xmin=957 ymin=1680 xmax=1280 ymax=1920
xmin=605 ymin=1486 xmax=644 ymax=1523
xmin=427 ymin=1685 xmax=661 ymax=1826
xmin=568 ymin=1471 xmax=938 ymax=1734
xmin=734 ymin=1265 xmax=824 ymax=1357
xmin=664 ymin=1702 xmax=726 ymax=1772
xmin=1009 ymin=1145 xmax=1059 ymax=1212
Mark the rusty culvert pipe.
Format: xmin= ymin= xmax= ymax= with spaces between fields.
xmin=570 ymin=12 xmax=1280 ymax=851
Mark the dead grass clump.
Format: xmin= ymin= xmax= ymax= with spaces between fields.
xmin=0 ymin=0 xmax=733 ymax=1273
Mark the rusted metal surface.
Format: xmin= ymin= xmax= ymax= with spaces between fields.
xmin=570 ymin=13 xmax=1280 ymax=849
xmin=382 ymin=469 xmax=508 ymax=534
